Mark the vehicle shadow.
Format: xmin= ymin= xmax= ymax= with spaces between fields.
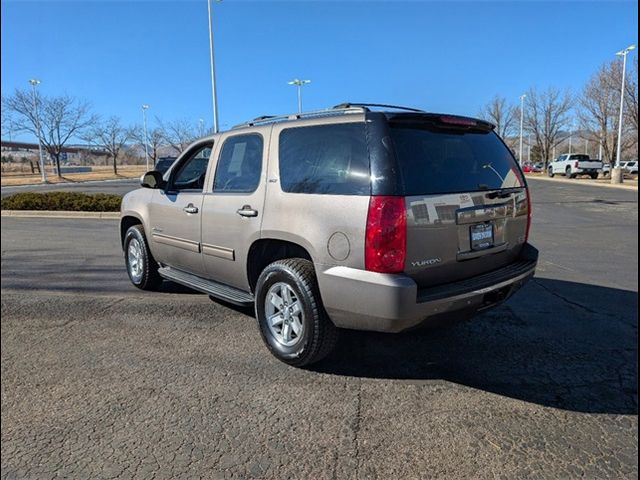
xmin=313 ymin=278 xmax=638 ymax=415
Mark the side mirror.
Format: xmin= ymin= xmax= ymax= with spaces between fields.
xmin=140 ymin=170 xmax=165 ymax=189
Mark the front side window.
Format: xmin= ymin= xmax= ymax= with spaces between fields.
xmin=171 ymin=144 xmax=212 ymax=191
xmin=279 ymin=123 xmax=370 ymax=195
xmin=213 ymin=134 xmax=263 ymax=193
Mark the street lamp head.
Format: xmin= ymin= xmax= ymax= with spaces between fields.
xmin=288 ymin=78 xmax=311 ymax=86
xmin=616 ymin=44 xmax=637 ymax=56
xmin=28 ymin=79 xmax=41 ymax=86
xmin=142 ymin=104 xmax=150 ymax=110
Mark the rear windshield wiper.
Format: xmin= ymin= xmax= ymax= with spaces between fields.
xmin=485 ymin=188 xmax=521 ymax=199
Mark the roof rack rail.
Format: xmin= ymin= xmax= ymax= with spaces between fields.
xmin=332 ymin=102 xmax=425 ymax=113
xmin=231 ymin=105 xmax=366 ymax=129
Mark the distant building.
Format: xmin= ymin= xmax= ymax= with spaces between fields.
xmin=1 ymin=140 xmax=108 ymax=163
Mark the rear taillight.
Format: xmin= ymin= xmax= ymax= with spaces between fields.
xmin=574 ymin=161 xmax=579 ymax=169
xmin=365 ymin=196 xmax=406 ymax=273
xmin=525 ymin=188 xmax=532 ymax=243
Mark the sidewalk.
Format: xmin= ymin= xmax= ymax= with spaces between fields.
xmin=525 ymin=174 xmax=638 ymax=191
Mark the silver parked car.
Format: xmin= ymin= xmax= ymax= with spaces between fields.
xmin=624 ymin=161 xmax=638 ymax=174
xmin=120 ymin=103 xmax=538 ymax=366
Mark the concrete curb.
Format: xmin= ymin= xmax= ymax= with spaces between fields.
xmin=526 ymin=175 xmax=638 ymax=191
xmin=1 ymin=210 xmax=120 ymax=220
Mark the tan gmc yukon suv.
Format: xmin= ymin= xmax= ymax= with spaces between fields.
xmin=120 ymin=103 xmax=538 ymax=366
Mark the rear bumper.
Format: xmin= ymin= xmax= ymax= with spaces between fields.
xmin=316 ymin=244 xmax=538 ymax=333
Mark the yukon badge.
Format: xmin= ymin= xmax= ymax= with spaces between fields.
xmin=412 ymin=258 xmax=442 ymax=268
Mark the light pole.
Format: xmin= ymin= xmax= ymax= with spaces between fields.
xmin=29 ymin=79 xmax=47 ymax=183
xmin=614 ymin=44 xmax=636 ymax=168
xmin=207 ymin=0 xmax=221 ymax=133
xmin=518 ymin=94 xmax=526 ymax=166
xmin=288 ymin=79 xmax=311 ymax=113
xmin=199 ymin=118 xmax=205 ymax=137
xmin=527 ymin=134 xmax=531 ymax=163
xmin=142 ymin=104 xmax=150 ymax=170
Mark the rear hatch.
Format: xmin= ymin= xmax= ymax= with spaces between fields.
xmin=388 ymin=115 xmax=529 ymax=288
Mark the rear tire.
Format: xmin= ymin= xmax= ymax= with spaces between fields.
xmin=255 ymin=258 xmax=339 ymax=367
xmin=590 ymin=172 xmax=599 ymax=180
xmin=566 ymin=167 xmax=575 ymax=178
xmin=124 ymin=225 xmax=163 ymax=291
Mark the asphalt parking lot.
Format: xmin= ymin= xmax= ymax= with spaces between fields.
xmin=1 ymin=178 xmax=638 ymax=479
xmin=0 ymin=178 xmax=139 ymax=198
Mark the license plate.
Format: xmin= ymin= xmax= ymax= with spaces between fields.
xmin=470 ymin=223 xmax=494 ymax=250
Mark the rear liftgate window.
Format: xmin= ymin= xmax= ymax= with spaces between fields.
xmin=390 ymin=124 xmax=524 ymax=195
xmin=279 ymin=123 xmax=371 ymax=195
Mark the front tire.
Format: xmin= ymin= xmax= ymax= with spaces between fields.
xmin=255 ymin=258 xmax=339 ymax=367
xmin=548 ymin=167 xmax=555 ymax=178
xmin=124 ymin=225 xmax=163 ymax=290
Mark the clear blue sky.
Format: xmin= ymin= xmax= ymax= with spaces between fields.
xmin=1 ymin=0 xmax=638 ymax=140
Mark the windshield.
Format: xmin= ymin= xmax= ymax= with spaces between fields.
xmin=389 ymin=125 xmax=524 ymax=195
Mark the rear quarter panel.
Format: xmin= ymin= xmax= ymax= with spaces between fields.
xmin=260 ymin=115 xmax=370 ymax=270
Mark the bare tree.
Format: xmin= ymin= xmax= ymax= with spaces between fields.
xmin=2 ymin=89 xmax=96 ymax=176
xmin=85 ymin=116 xmax=132 ymax=175
xmin=1 ymin=101 xmax=15 ymax=141
xmin=158 ymin=118 xmax=198 ymax=154
xmin=578 ymin=61 xmax=622 ymax=164
xmin=478 ymin=95 xmax=517 ymax=139
xmin=579 ymin=59 xmax=637 ymax=164
xmin=524 ymin=87 xmax=573 ymax=167
xmin=131 ymin=125 xmax=166 ymax=167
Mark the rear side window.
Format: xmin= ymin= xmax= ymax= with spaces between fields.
xmin=213 ymin=134 xmax=263 ymax=193
xmin=390 ymin=125 xmax=523 ymax=195
xmin=279 ymin=123 xmax=370 ymax=195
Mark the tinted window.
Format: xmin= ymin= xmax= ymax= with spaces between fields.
xmin=279 ymin=123 xmax=370 ymax=195
xmin=213 ymin=134 xmax=263 ymax=193
xmin=569 ymin=154 xmax=590 ymax=161
xmin=155 ymin=158 xmax=176 ymax=174
xmin=171 ymin=145 xmax=212 ymax=191
xmin=390 ymin=125 xmax=523 ymax=195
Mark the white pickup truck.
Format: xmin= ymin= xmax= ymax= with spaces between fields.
xmin=547 ymin=154 xmax=603 ymax=179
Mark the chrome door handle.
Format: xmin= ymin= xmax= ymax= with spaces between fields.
xmin=236 ymin=205 xmax=258 ymax=217
xmin=183 ymin=204 xmax=199 ymax=214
